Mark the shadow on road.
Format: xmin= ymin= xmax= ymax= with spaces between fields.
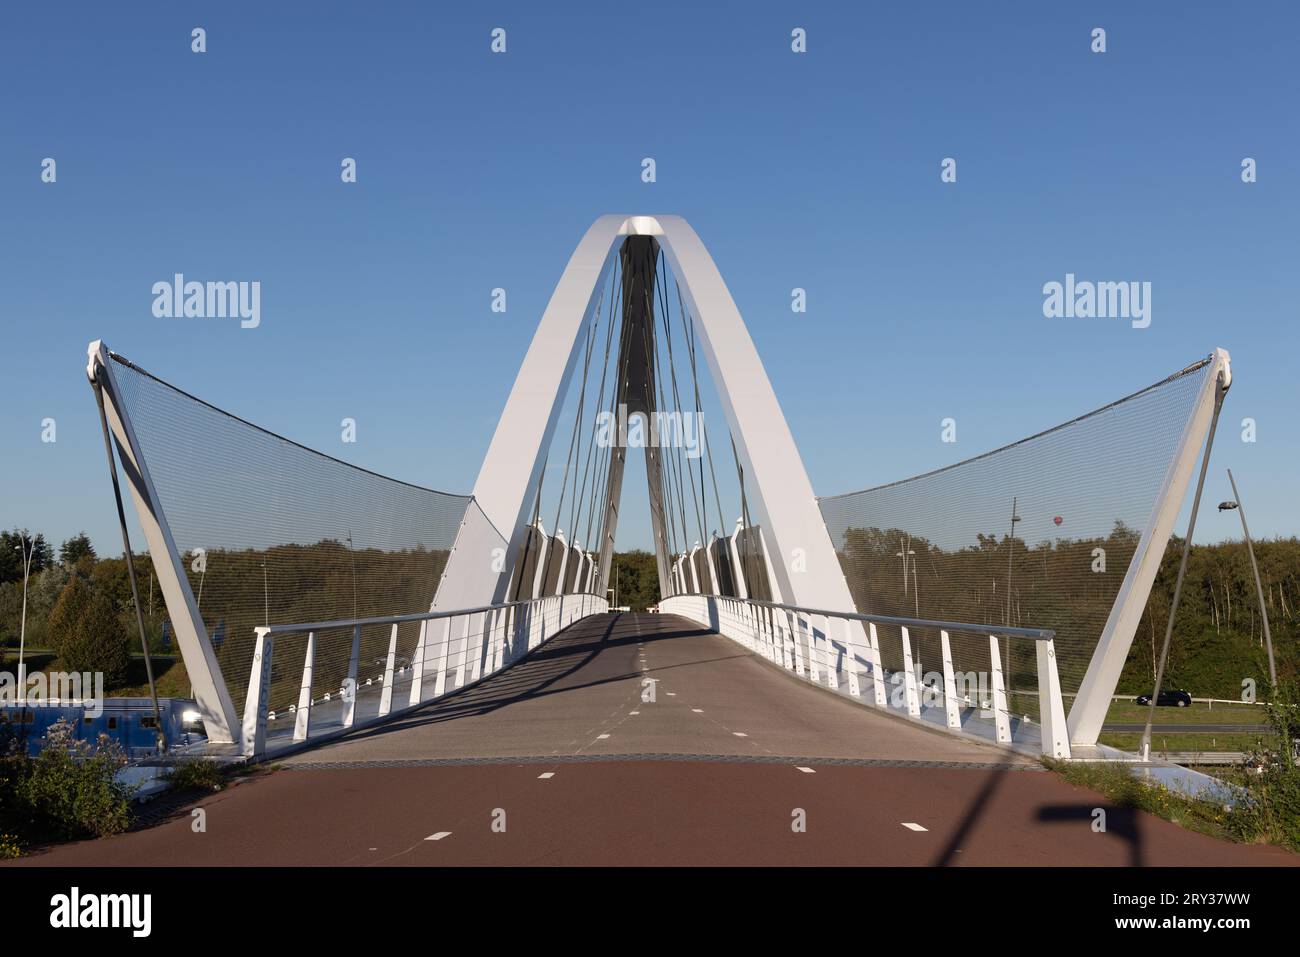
xmin=330 ymin=612 xmax=718 ymax=746
xmin=931 ymin=765 xmax=1146 ymax=866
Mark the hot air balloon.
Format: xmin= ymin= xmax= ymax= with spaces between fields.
xmin=1053 ymin=515 xmax=1063 ymax=526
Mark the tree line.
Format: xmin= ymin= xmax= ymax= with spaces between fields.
xmin=2 ymin=526 xmax=1294 ymax=707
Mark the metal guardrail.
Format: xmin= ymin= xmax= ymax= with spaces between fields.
xmin=241 ymin=592 xmax=607 ymax=757
xmin=660 ymin=593 xmax=1071 ymax=759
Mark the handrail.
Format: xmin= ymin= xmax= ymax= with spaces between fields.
xmin=240 ymin=591 xmax=607 ymax=758
xmin=741 ymin=598 xmax=1056 ymax=642
xmin=262 ymin=593 xmax=599 ymax=636
xmin=661 ymin=592 xmax=1072 ymax=759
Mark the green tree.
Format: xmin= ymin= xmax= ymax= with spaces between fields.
xmin=61 ymin=590 xmax=131 ymax=687
xmin=58 ymin=533 xmax=96 ymax=568
xmin=0 ymin=530 xmax=53 ymax=585
xmin=612 ymin=550 xmax=660 ymax=611
xmin=47 ymin=576 xmax=93 ymax=653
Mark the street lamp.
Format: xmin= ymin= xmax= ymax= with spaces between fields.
xmin=910 ymin=553 xmax=921 ymax=618
xmin=1005 ymin=497 xmax=1021 ymax=627
xmin=1219 ymin=469 xmax=1277 ymax=687
xmin=896 ymin=536 xmax=915 ymax=597
xmin=14 ymin=532 xmax=36 ymax=703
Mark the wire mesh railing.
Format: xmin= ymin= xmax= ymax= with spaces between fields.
xmin=242 ymin=592 xmax=608 ymax=757
xmin=661 ymin=593 xmax=1070 ymax=758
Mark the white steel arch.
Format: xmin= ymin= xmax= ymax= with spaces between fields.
xmin=434 ymin=215 xmax=857 ymax=618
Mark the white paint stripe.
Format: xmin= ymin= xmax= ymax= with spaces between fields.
xmin=597 ymin=733 xmax=610 ymax=739
xmin=629 ymin=711 xmax=640 ymax=715
xmin=425 ymin=831 xmax=452 ymax=841
xmin=796 ymin=766 xmax=816 ymax=774
xmin=537 ymin=772 xmax=555 ymax=779
xmin=901 ymin=822 xmax=928 ymax=832
xmin=691 ymin=708 xmax=704 ymax=713
xmin=732 ymin=731 xmax=747 ymax=737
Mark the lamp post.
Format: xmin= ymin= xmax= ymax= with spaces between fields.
xmin=896 ymin=536 xmax=915 ymax=597
xmin=1219 ymin=470 xmax=1276 ymax=687
xmin=910 ymin=553 xmax=920 ymax=618
xmin=1005 ymin=497 xmax=1021 ymax=627
xmin=14 ymin=532 xmax=36 ymax=703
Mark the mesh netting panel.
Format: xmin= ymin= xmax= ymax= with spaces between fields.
xmin=818 ymin=356 xmax=1215 ymax=702
xmin=108 ymin=353 xmax=471 ymax=714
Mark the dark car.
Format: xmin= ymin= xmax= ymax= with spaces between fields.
xmin=1135 ymin=690 xmax=1192 ymax=707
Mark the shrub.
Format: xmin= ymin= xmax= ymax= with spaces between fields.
xmin=1236 ymin=680 xmax=1300 ymax=850
xmin=167 ymin=758 xmax=225 ymax=793
xmin=14 ymin=720 xmax=132 ymax=842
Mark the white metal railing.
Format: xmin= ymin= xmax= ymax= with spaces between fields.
xmin=240 ymin=592 xmax=607 ymax=757
xmin=660 ymin=594 xmax=1070 ymax=759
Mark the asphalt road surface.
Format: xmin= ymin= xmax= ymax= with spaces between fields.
xmin=10 ymin=613 xmax=1295 ymax=866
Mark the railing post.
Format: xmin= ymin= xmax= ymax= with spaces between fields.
xmin=803 ymin=614 xmax=820 ymax=682
xmin=988 ymin=635 xmax=1012 ymax=744
xmin=1036 ymin=638 xmax=1072 ymax=759
xmin=842 ymin=617 xmax=861 ymax=698
xmin=433 ymin=617 xmax=451 ymax=698
xmin=506 ymin=605 xmax=519 ymax=663
xmin=820 ymin=614 xmax=838 ymax=689
xmin=409 ymin=618 xmax=428 ymax=707
xmin=378 ymin=622 xmax=398 ymax=717
xmin=939 ymin=629 xmax=962 ymax=730
xmin=468 ymin=611 xmax=485 ymax=683
xmin=492 ymin=608 xmax=506 ymax=672
xmin=784 ymin=611 xmax=801 ymax=674
xmin=342 ymin=624 xmax=361 ymax=728
xmin=293 ymin=630 xmax=315 ymax=741
xmin=899 ymin=626 xmax=920 ymax=716
xmin=455 ymin=614 xmax=472 ymax=687
xmin=241 ymin=627 xmax=274 ymax=757
xmin=867 ymin=622 xmax=887 ymax=707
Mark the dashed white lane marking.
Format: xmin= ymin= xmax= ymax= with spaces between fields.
xmin=629 ymin=711 xmax=640 ymax=715
xmin=425 ymin=832 xmax=452 ymax=841
xmin=597 ymin=733 xmax=610 ymax=739
xmin=796 ymin=767 xmax=816 ymax=774
xmin=732 ymin=732 xmax=748 ymax=737
xmin=691 ymin=708 xmax=704 ymax=713
xmin=666 ymin=692 xmax=677 ymax=696
xmin=537 ymin=772 xmax=555 ymax=779
xmin=901 ymin=822 xmax=928 ymax=832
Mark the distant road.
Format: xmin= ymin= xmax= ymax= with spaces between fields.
xmin=1103 ymin=724 xmax=1270 ymax=733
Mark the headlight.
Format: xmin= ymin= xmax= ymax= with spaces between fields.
xmin=182 ymin=709 xmax=201 ymax=723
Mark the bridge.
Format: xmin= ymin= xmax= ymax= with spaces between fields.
xmin=64 ymin=214 xmax=1274 ymax=866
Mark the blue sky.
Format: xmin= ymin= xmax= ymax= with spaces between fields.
xmin=1 ymin=1 xmax=1297 ymax=555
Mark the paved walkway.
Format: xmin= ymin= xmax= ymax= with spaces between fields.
xmin=9 ymin=614 xmax=1294 ymax=866
xmin=280 ymin=612 xmax=1020 ymax=766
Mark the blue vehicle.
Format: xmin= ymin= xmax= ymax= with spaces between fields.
xmin=0 ymin=698 xmax=203 ymax=758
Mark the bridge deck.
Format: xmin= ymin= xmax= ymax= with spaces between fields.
xmin=11 ymin=614 xmax=1294 ymax=866
xmin=281 ymin=612 xmax=1024 ymax=767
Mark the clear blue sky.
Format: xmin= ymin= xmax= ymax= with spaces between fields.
xmin=1 ymin=1 xmax=1297 ymax=556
